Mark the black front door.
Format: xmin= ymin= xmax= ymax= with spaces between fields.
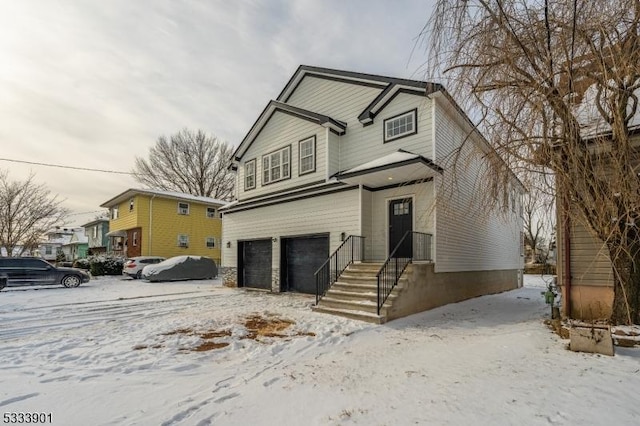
xmin=388 ymin=198 xmax=413 ymax=258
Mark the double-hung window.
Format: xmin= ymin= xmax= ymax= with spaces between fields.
xmin=206 ymin=207 xmax=216 ymax=218
xmin=178 ymin=202 xmax=190 ymax=215
xmin=263 ymin=146 xmax=290 ymax=185
xmin=384 ymin=109 xmax=417 ymax=142
xmin=245 ymin=159 xmax=256 ymax=190
xmin=299 ymin=136 xmax=316 ymax=175
xmin=206 ymin=237 xmax=216 ymax=248
xmin=111 ymin=206 xmax=119 ymax=220
xmin=178 ymin=234 xmax=189 ymax=247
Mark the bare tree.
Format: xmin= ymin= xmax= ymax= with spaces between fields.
xmin=0 ymin=170 xmax=68 ymax=257
xmin=133 ymin=129 xmax=235 ymax=201
xmin=423 ymin=1 xmax=640 ymax=324
xmin=522 ymin=172 xmax=555 ymax=263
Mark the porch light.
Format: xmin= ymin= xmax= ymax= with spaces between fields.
xmin=388 ymin=176 xmax=393 ymax=180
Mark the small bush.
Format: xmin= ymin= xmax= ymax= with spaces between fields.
xmin=86 ymin=255 xmax=124 ymax=276
xmin=73 ymin=258 xmax=90 ymax=270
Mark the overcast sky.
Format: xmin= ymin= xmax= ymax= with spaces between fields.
xmin=0 ymin=0 xmax=436 ymax=227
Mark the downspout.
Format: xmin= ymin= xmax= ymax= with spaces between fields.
xmin=563 ymin=195 xmax=572 ymax=318
xmin=148 ymin=195 xmax=156 ymax=255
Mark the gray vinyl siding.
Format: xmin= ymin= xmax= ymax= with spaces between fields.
xmin=327 ymin=131 xmax=340 ymax=179
xmin=222 ymin=188 xmax=360 ymax=269
xmin=564 ymin=219 xmax=614 ymax=287
xmin=433 ymin=97 xmax=523 ymax=273
xmin=338 ymin=93 xmax=434 ymax=171
xmin=361 ymin=188 xmax=373 ymax=258
xmin=237 ymin=111 xmax=326 ymax=200
xmin=369 ymin=182 xmax=435 ymax=261
xmin=286 ymin=76 xmax=434 ymax=172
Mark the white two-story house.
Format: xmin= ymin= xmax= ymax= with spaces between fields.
xmin=221 ymin=66 xmax=523 ymax=323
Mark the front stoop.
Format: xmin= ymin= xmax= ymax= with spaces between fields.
xmin=312 ymin=262 xmax=406 ymax=324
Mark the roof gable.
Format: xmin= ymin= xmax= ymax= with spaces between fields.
xmin=100 ymin=189 xmax=228 ymax=208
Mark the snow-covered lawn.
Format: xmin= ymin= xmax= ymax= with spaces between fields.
xmin=0 ymin=275 xmax=638 ymax=425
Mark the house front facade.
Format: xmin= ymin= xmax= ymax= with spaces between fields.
xmin=221 ymin=66 xmax=523 ymax=321
xmin=81 ymin=219 xmax=110 ymax=255
xmin=100 ymin=189 xmax=225 ymax=263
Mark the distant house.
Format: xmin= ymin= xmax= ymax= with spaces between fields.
xmin=100 ymin=189 xmax=226 ymax=263
xmin=81 ymin=219 xmax=110 ymax=255
xmin=221 ymin=65 xmax=524 ymax=323
xmin=38 ymin=227 xmax=78 ymax=262
xmin=62 ymin=229 xmax=89 ymax=261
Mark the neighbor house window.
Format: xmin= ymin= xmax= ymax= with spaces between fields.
xmin=206 ymin=237 xmax=216 ymax=248
xmin=129 ymin=198 xmax=134 ymax=212
xmin=299 ymin=136 xmax=316 ymax=175
xmin=262 ymin=146 xmax=290 ymax=185
xmin=45 ymin=246 xmax=52 ymax=255
xmin=111 ymin=206 xmax=119 ymax=219
xmin=132 ymin=231 xmax=138 ymax=247
xmin=384 ymin=109 xmax=417 ymax=142
xmin=178 ymin=234 xmax=189 ymax=247
xmin=245 ymin=159 xmax=256 ymax=190
xmin=92 ymin=226 xmax=98 ymax=239
xmin=178 ymin=202 xmax=190 ymax=215
xmin=206 ymin=207 xmax=216 ymax=218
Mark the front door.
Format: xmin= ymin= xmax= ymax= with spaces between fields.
xmin=388 ymin=198 xmax=413 ymax=258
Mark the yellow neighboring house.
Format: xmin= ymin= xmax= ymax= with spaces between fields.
xmin=100 ymin=189 xmax=226 ymax=264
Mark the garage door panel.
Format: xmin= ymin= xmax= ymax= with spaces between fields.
xmin=285 ymin=236 xmax=329 ymax=294
xmin=243 ymin=240 xmax=272 ymax=290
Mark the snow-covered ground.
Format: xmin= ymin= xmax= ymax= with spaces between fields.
xmin=0 ymin=275 xmax=638 ymax=425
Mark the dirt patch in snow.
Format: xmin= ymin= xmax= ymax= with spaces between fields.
xmin=242 ymin=314 xmax=316 ymax=340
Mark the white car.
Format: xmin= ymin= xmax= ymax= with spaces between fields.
xmin=123 ymin=256 xmax=165 ymax=279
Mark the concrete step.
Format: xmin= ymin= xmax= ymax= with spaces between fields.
xmin=311 ymin=305 xmax=386 ymax=324
xmin=331 ymin=281 xmax=378 ymax=293
xmin=319 ymin=296 xmax=388 ymax=315
xmin=325 ymin=288 xmax=398 ymax=303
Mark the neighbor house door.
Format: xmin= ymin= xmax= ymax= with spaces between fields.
xmin=388 ymin=198 xmax=413 ymax=258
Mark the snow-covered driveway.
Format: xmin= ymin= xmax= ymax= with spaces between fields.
xmin=0 ymin=275 xmax=638 ymax=425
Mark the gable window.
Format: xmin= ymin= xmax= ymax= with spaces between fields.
xmin=262 ymin=146 xmax=290 ymax=185
xmin=178 ymin=234 xmax=189 ymax=247
xmin=111 ymin=206 xmax=119 ymax=220
xmin=384 ymin=109 xmax=417 ymax=142
xmin=178 ymin=202 xmax=190 ymax=215
xmin=206 ymin=237 xmax=216 ymax=248
xmin=298 ymin=136 xmax=316 ymax=175
xmin=206 ymin=207 xmax=216 ymax=218
xmin=129 ymin=198 xmax=134 ymax=212
xmin=245 ymin=159 xmax=256 ymax=190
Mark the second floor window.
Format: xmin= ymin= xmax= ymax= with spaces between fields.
xmin=45 ymin=246 xmax=52 ymax=255
xmin=245 ymin=159 xmax=256 ymax=190
xmin=384 ymin=109 xmax=417 ymax=142
xmin=263 ymin=146 xmax=290 ymax=185
xmin=206 ymin=207 xmax=216 ymax=218
xmin=111 ymin=206 xmax=119 ymax=220
xmin=129 ymin=198 xmax=134 ymax=212
xmin=178 ymin=202 xmax=190 ymax=215
xmin=299 ymin=136 xmax=316 ymax=175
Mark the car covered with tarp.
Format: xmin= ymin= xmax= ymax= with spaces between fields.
xmin=141 ymin=255 xmax=217 ymax=282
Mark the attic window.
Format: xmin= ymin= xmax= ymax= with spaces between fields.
xmin=384 ymin=109 xmax=417 ymax=143
xmin=129 ymin=198 xmax=134 ymax=212
xmin=263 ymin=146 xmax=291 ymax=185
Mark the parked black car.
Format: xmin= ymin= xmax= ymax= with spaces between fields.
xmin=0 ymin=257 xmax=90 ymax=290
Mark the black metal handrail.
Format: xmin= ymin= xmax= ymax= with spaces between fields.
xmin=376 ymin=231 xmax=432 ymax=314
xmin=314 ymin=235 xmax=365 ymax=304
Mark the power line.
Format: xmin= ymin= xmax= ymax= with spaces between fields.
xmin=0 ymin=157 xmax=134 ymax=175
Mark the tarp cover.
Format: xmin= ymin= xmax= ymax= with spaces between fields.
xmin=141 ymin=255 xmax=217 ymax=282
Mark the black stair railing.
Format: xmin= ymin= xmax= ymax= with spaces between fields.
xmin=376 ymin=231 xmax=432 ymax=315
xmin=314 ymin=235 xmax=365 ymax=305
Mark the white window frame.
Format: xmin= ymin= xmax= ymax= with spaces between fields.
xmin=177 ymin=202 xmax=190 ymax=215
xmin=92 ymin=226 xmax=98 ymax=239
xmin=262 ymin=146 xmax=291 ymax=185
xmin=384 ymin=109 xmax=417 ymax=143
xmin=206 ymin=207 xmax=216 ymax=218
xmin=244 ymin=159 xmax=256 ymax=190
xmin=132 ymin=231 xmax=138 ymax=247
xmin=129 ymin=198 xmax=134 ymax=212
xmin=298 ymin=136 xmax=316 ymax=176
xmin=178 ymin=234 xmax=189 ymax=248
xmin=45 ymin=245 xmax=52 ymax=255
xmin=111 ymin=206 xmax=119 ymax=220
xmin=206 ymin=237 xmax=216 ymax=248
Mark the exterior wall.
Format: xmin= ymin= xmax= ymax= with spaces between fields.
xmin=556 ymin=203 xmax=614 ymax=320
xmin=368 ymin=181 xmax=435 ymax=261
xmin=386 ymin=263 xmax=519 ymax=321
xmin=222 ymin=188 xmax=360 ymax=289
xmin=432 ymin=96 xmax=523 ymax=273
xmin=360 ymin=187 xmax=373 ymax=259
xmin=237 ymin=111 xmax=326 ymax=201
xmin=285 ymin=76 xmax=434 ymax=173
